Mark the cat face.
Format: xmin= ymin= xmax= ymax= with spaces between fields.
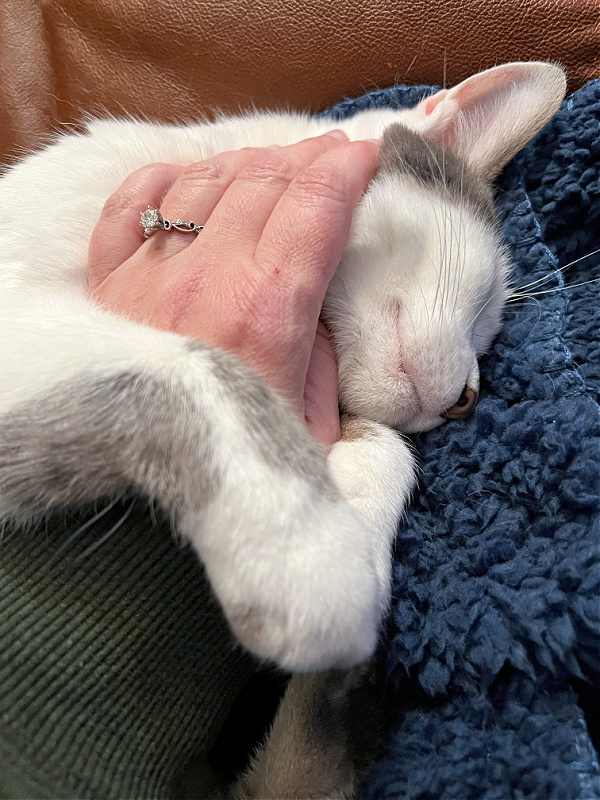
xmin=323 ymin=61 xmax=567 ymax=433
xmin=324 ymin=125 xmax=510 ymax=433
xmin=324 ymin=150 xmax=510 ymax=433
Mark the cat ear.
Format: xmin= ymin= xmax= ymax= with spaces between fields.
xmin=410 ymin=62 xmax=567 ymax=180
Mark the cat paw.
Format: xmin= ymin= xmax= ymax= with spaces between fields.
xmin=193 ymin=489 xmax=382 ymax=671
xmin=177 ymin=350 xmax=393 ymax=671
xmin=328 ymin=417 xmax=417 ymax=606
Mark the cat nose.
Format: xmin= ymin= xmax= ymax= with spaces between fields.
xmin=441 ymin=385 xmax=478 ymax=420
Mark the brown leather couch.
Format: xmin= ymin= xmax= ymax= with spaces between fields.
xmin=1 ymin=0 xmax=599 ymax=166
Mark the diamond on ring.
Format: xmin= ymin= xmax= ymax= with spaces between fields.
xmin=140 ymin=206 xmax=166 ymax=237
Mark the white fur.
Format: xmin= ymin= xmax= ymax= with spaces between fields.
xmin=328 ymin=420 xmax=417 ymax=604
xmin=176 ymin=357 xmax=384 ymax=670
xmin=0 ymin=62 xmax=566 ymax=669
xmin=325 ymin=174 xmax=509 ymax=431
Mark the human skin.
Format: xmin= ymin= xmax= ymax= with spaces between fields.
xmin=88 ymin=131 xmax=379 ymax=448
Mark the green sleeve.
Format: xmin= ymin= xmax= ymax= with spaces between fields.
xmin=0 ymin=499 xmax=257 ymax=799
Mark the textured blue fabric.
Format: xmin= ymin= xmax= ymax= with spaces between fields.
xmin=323 ymin=80 xmax=600 ymax=798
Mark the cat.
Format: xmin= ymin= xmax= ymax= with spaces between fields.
xmin=0 ymin=61 xmax=566 ymax=797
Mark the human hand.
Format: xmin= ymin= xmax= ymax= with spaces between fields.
xmin=88 ymin=132 xmax=379 ymax=448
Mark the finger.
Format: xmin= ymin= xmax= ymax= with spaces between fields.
xmin=88 ymin=162 xmax=183 ymax=292
xmin=195 ymin=130 xmax=350 ymax=258
xmin=207 ymin=140 xmax=377 ymax=408
xmin=304 ymin=321 xmax=341 ymax=449
xmin=153 ymin=146 xmax=282 ymax=258
xmin=256 ymin=140 xmax=379 ymax=312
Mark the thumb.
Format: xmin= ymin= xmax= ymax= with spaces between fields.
xmin=303 ymin=321 xmax=341 ymax=449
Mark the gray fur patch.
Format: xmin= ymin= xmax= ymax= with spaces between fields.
xmin=189 ymin=342 xmax=338 ymax=500
xmin=0 ymin=370 xmax=217 ymax=519
xmin=379 ymin=123 xmax=497 ymax=225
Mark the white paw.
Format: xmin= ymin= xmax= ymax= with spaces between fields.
xmin=188 ymin=479 xmax=383 ymax=672
xmin=327 ymin=418 xmax=417 ymax=608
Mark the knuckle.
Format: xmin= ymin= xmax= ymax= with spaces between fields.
xmin=100 ymin=164 xmax=171 ymax=220
xmin=292 ymin=165 xmax=347 ymax=204
xmin=352 ymin=139 xmax=379 ymax=157
xmin=101 ymin=186 xmax=140 ymax=220
xmin=178 ymin=159 xmax=227 ymax=187
xmin=238 ymin=156 xmax=294 ymax=184
xmin=240 ymin=146 xmax=269 ymax=158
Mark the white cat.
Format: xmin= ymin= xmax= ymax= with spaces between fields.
xmin=0 ymin=62 xmax=566 ymax=677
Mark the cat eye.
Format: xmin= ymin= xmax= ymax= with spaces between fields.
xmin=441 ymin=386 xmax=478 ymax=420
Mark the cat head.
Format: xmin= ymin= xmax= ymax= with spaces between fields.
xmin=324 ymin=62 xmax=566 ymax=433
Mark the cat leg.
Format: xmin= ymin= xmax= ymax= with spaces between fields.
xmin=229 ymin=417 xmax=416 ymax=797
xmin=231 ymin=417 xmax=413 ymax=799
xmin=327 ymin=415 xmax=418 ymax=615
xmin=0 ymin=295 xmax=383 ymax=671
xmin=232 ymin=670 xmax=355 ymax=799
xmin=232 ymin=661 xmax=389 ymax=800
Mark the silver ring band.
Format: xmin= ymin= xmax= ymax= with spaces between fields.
xmin=140 ymin=206 xmax=204 ymax=238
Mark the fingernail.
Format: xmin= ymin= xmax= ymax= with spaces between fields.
xmin=267 ymin=144 xmax=282 ymax=150
xmin=325 ymin=129 xmax=349 ymax=142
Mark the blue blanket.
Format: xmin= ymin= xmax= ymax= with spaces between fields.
xmin=323 ymin=80 xmax=600 ymax=799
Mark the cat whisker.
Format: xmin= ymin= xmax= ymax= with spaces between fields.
xmin=507 ymin=276 xmax=600 ymax=302
xmin=53 ymin=495 xmax=122 ymax=558
xmin=510 ymin=247 xmax=600 ymax=294
xmin=557 ymin=247 xmax=600 ymax=270
xmin=169 ymin=508 xmax=180 ymax=545
xmin=73 ymin=498 xmax=136 ymax=562
xmin=470 ymin=288 xmax=501 ymax=329
xmin=148 ymin=496 xmax=158 ymax=527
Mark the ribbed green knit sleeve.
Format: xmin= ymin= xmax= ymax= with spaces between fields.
xmin=0 ymin=499 xmax=257 ymax=799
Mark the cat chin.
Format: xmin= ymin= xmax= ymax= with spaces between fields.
xmin=339 ymin=389 xmax=448 ymax=433
xmin=397 ymin=416 xmax=447 ymax=435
